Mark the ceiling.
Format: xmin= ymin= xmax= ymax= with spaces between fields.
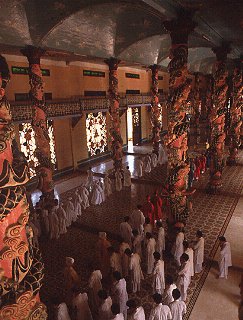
xmin=0 ymin=0 xmax=242 ymax=73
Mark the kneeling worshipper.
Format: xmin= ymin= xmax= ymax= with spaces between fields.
xmin=71 ymin=287 xmax=93 ymax=320
xmin=218 ymin=236 xmax=232 ymax=279
xmin=144 ymin=153 xmax=152 ymax=173
xmin=135 ymin=157 xmax=144 ymax=178
xmin=52 ymin=298 xmax=71 ymax=320
xmin=64 ymin=257 xmax=81 ymax=306
xmin=126 ymin=299 xmax=145 ymax=320
xmin=151 ymin=152 xmax=158 ymax=168
xmin=111 ymin=272 xmax=128 ymax=320
xmin=153 ymin=252 xmax=165 ymax=295
xmin=123 ymin=165 xmax=132 ymax=187
xmin=96 ymin=232 xmax=111 ymax=278
xmin=74 ymin=189 xmax=82 ymax=218
xmin=57 ymin=202 xmax=68 ymax=235
xmin=104 ymin=173 xmax=112 ymax=197
xmin=98 ymin=289 xmax=113 ymax=320
xmin=79 ymin=184 xmax=90 ymax=209
xmin=88 ymin=266 xmax=103 ymax=316
xmin=91 ymin=181 xmax=103 ymax=205
xmin=66 ymin=197 xmax=75 ymax=227
xmin=86 ymin=167 xmax=94 ymax=189
xmin=125 ymin=248 xmax=143 ymax=293
xmin=115 ymin=169 xmax=123 ymax=191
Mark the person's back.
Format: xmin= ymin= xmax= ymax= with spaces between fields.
xmin=169 ymin=300 xmax=186 ymax=320
xmin=149 ymin=303 xmax=172 ymax=320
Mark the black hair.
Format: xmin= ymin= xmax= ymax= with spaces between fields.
xmin=172 ymin=288 xmax=181 ymax=300
xmin=152 ymin=293 xmax=162 ymax=304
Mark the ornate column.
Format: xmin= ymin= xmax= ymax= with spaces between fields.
xmin=190 ymin=72 xmax=201 ymax=145
xmin=105 ymin=58 xmax=123 ymax=170
xmin=163 ymin=11 xmax=196 ymax=223
xmin=205 ymin=74 xmax=214 ymax=143
xmin=0 ymin=56 xmax=47 ymax=318
xmin=208 ymin=44 xmax=231 ymax=191
xmin=227 ymin=60 xmax=242 ymax=165
xmin=149 ymin=64 xmax=161 ymax=155
xmin=21 ymin=46 xmax=54 ymax=200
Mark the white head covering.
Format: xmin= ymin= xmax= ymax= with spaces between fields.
xmin=99 ymin=232 xmax=107 ymax=239
xmin=66 ymin=257 xmax=74 ymax=264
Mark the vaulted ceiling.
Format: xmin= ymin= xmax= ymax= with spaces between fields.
xmin=0 ymin=0 xmax=242 ymax=73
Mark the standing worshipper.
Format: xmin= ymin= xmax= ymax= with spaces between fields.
xmin=144 ymin=153 xmax=152 ymax=173
xmin=108 ymin=247 xmax=122 ymax=274
xmin=66 ymin=197 xmax=75 ymax=227
xmin=135 ymin=157 xmax=144 ymax=178
xmin=111 ymin=303 xmax=125 ymax=320
xmin=120 ymin=216 xmax=133 ymax=245
xmin=130 ymin=205 xmax=145 ymax=236
xmin=151 ymin=152 xmax=158 ymax=168
xmin=123 ymin=166 xmax=132 ymax=188
xmin=146 ymin=232 xmax=156 ymax=275
xmin=158 ymin=142 xmax=168 ymax=165
xmin=169 ymin=289 xmax=186 ymax=320
xmin=104 ymin=173 xmax=112 ymax=197
xmin=71 ymin=287 xmax=93 ymax=320
xmin=96 ymin=232 xmax=111 ymax=278
xmin=49 ymin=207 xmax=60 ymax=240
xmin=64 ymin=257 xmax=81 ymax=307
xmin=57 ymin=202 xmax=67 ymax=235
xmin=88 ymin=266 xmax=103 ymax=317
xmin=125 ymin=249 xmax=144 ymax=293
xmin=149 ymin=293 xmax=172 ymax=320
xmin=53 ymin=298 xmax=71 ymax=320
xmin=194 ymin=156 xmax=201 ymax=181
xmin=132 ymin=230 xmax=143 ymax=258
xmin=79 ymin=184 xmax=90 ymax=209
xmin=174 ymin=228 xmax=185 ymax=267
xmin=119 ymin=240 xmax=131 ymax=278
xmin=183 ymin=241 xmax=194 ymax=278
xmin=98 ymin=289 xmax=113 ymax=320
xmin=176 ymin=253 xmax=191 ymax=301
xmin=218 ymin=236 xmax=232 ymax=279
xmin=86 ymin=167 xmax=94 ymax=190
xmin=98 ymin=178 xmax=105 ymax=202
xmin=74 ymin=189 xmax=82 ymax=219
xmin=153 ymin=252 xmax=165 ymax=294
xmin=126 ymin=299 xmax=145 ymax=320
xmin=200 ymin=154 xmax=206 ymax=173
xmin=188 ymin=159 xmax=195 ymax=189
xmin=193 ymin=230 xmax=205 ymax=274
xmin=156 ymin=221 xmax=165 ymax=258
xmin=115 ymin=169 xmax=123 ymax=192
xmin=144 ymin=217 xmax=153 ymax=247
xmin=162 ymin=275 xmax=177 ymax=306
xmin=151 ymin=191 xmax=163 ymax=222
xmin=111 ymin=272 xmax=128 ymax=320
xmin=142 ymin=195 xmax=155 ymax=223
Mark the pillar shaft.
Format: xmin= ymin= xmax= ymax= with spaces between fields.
xmin=105 ymin=58 xmax=123 ymax=170
xmin=21 ymin=46 xmax=54 ymax=198
xmin=0 ymin=55 xmax=47 ymax=318
xmin=150 ymin=64 xmax=161 ymax=155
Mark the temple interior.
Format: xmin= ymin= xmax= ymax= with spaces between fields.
xmin=0 ymin=1 xmax=242 ymax=319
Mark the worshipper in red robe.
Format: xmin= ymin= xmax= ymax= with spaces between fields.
xmin=141 ymin=195 xmax=155 ymax=223
xmin=151 ymin=190 xmax=163 ymax=222
xmin=200 ymin=154 xmax=207 ymax=173
xmin=194 ymin=156 xmax=201 ymax=180
xmin=96 ymin=232 xmax=111 ymax=278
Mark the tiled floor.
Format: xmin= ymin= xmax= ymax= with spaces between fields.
xmin=36 ymin=147 xmax=243 ymax=319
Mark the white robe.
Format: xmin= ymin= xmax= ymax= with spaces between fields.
xmin=98 ymin=180 xmax=105 ymax=202
xmin=162 ymin=284 xmax=177 ymax=306
xmin=111 ymin=278 xmax=128 ymax=320
xmin=130 ymin=253 xmax=144 ymax=293
xmin=80 ymin=186 xmax=90 ymax=209
xmin=147 ymin=238 xmax=156 ymax=275
xmin=104 ymin=175 xmax=112 ymax=197
xmin=91 ymin=183 xmax=103 ymax=205
xmin=42 ymin=209 xmax=50 ymax=234
xmin=194 ymin=237 xmax=204 ymax=273
xmin=115 ymin=171 xmax=123 ymax=191
xmin=110 ymin=252 xmax=122 ymax=274
xmin=72 ymin=292 xmax=93 ymax=320
xmin=176 ymin=261 xmax=191 ymax=301
xmin=120 ymin=222 xmax=132 ymax=245
xmin=144 ymin=155 xmax=152 ymax=173
xmin=169 ymin=300 xmax=186 ymax=320
xmin=113 ymin=314 xmax=124 ymax=320
xmin=174 ymin=232 xmax=185 ymax=266
xmin=219 ymin=242 xmax=232 ymax=279
xmin=98 ymin=296 xmax=112 ymax=320
xmin=123 ymin=168 xmax=131 ymax=187
xmin=149 ymin=303 xmax=172 ymax=320
xmin=86 ymin=169 xmax=94 ymax=189
xmin=130 ymin=209 xmax=145 ymax=235
xmin=49 ymin=211 xmax=59 ymax=240
xmin=66 ymin=201 xmax=75 ymax=227
xmin=133 ymin=235 xmax=143 ymax=257
xmin=158 ymin=145 xmax=168 ymax=165
xmin=74 ymin=193 xmax=82 ymax=218
xmin=88 ymin=270 xmax=102 ymax=314
xmin=153 ymin=260 xmax=165 ymax=294
xmin=135 ymin=159 xmax=143 ymax=178
xmin=185 ymin=248 xmax=194 ymax=277
xmin=132 ymin=307 xmax=146 ymax=320
xmin=57 ymin=205 xmax=67 ymax=235
xmin=156 ymin=227 xmax=165 ymax=257
xmin=56 ymin=302 xmax=71 ymax=320
xmin=119 ymin=242 xmax=130 ymax=278
xmin=151 ymin=153 xmax=158 ymax=168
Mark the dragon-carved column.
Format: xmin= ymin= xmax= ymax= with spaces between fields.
xmin=21 ymin=46 xmax=54 ymax=200
xmin=163 ymin=12 xmax=196 ymax=223
xmin=208 ymin=44 xmax=231 ymax=191
xmin=227 ymin=60 xmax=243 ymax=165
xmin=190 ymin=72 xmax=201 ymax=145
xmin=205 ymin=74 xmax=214 ymax=142
xmin=149 ymin=64 xmax=161 ymax=155
xmin=105 ymin=58 xmax=123 ymax=170
xmin=0 ymin=56 xmax=47 ymax=318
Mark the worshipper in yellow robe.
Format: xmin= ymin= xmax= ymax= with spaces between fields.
xmin=64 ymin=257 xmax=81 ymax=306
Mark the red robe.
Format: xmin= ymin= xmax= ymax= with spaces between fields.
xmin=151 ymin=195 xmax=163 ymax=221
xmin=142 ymin=201 xmax=155 ymax=223
xmin=194 ymin=158 xmax=201 ymax=180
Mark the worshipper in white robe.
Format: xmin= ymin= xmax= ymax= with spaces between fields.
xmin=125 ymin=249 xmax=144 ymax=293
xmin=49 ymin=209 xmax=60 ymax=240
xmin=119 ymin=241 xmax=130 ymax=278
xmin=108 ymin=247 xmax=122 ymax=274
xmin=120 ymin=216 xmax=133 ymax=245
xmin=88 ymin=268 xmax=103 ymax=315
xmin=98 ymin=289 xmax=113 ymax=320
xmin=115 ymin=170 xmax=123 ymax=192
xmin=123 ymin=166 xmax=132 ymax=187
xmin=151 ymin=152 xmax=158 ymax=168
xmin=174 ymin=228 xmax=185 ymax=266
xmin=176 ymin=253 xmax=191 ymax=301
xmin=218 ymin=236 xmax=232 ymax=279
xmin=143 ymin=217 xmax=153 ymax=249
xmin=156 ymin=221 xmax=165 ymax=258
xmin=158 ymin=143 xmax=168 ymax=165
xmin=130 ymin=205 xmax=145 ymax=236
xmin=91 ymin=181 xmax=103 ymax=205
xmin=149 ymin=293 xmax=172 ymax=320
xmin=86 ymin=167 xmax=94 ymax=189
xmin=153 ymin=252 xmax=165 ymax=294
xmin=104 ymin=173 xmax=112 ymax=197
xmin=144 ymin=154 xmax=152 ymax=173
xmin=169 ymin=289 xmax=186 ymax=320
xmin=193 ymin=230 xmax=204 ymax=274
xmin=79 ymin=185 xmax=90 ymax=209
xmin=71 ymin=288 xmax=93 ymax=320
xmin=126 ymin=299 xmax=145 ymax=320
xmin=111 ymin=272 xmax=128 ymax=320
xmin=53 ymin=299 xmax=71 ymax=320
xmin=57 ymin=202 xmax=67 ymax=235
xmin=74 ymin=190 xmax=82 ymax=218
xmin=183 ymin=241 xmax=194 ymax=278
xmin=66 ymin=198 xmax=75 ymax=227
xmin=135 ymin=157 xmax=143 ymax=178
xmin=41 ymin=205 xmax=50 ymax=236
xmin=98 ymin=179 xmax=106 ymax=202
xmin=162 ymin=275 xmax=177 ymax=306
xmin=111 ymin=303 xmax=125 ymax=320
xmin=146 ymin=233 xmax=156 ymax=275
xmin=132 ymin=230 xmax=143 ymax=257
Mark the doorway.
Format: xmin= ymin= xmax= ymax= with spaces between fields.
xmin=127 ymin=107 xmax=142 ymax=151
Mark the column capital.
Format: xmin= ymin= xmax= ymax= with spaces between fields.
xmin=20 ymin=45 xmax=46 ymax=64
xmin=212 ymin=43 xmax=231 ymax=62
xmin=104 ymin=57 xmax=121 ymax=70
xmin=163 ymin=10 xmax=197 ymax=45
xmin=149 ymin=64 xmax=160 ymax=73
